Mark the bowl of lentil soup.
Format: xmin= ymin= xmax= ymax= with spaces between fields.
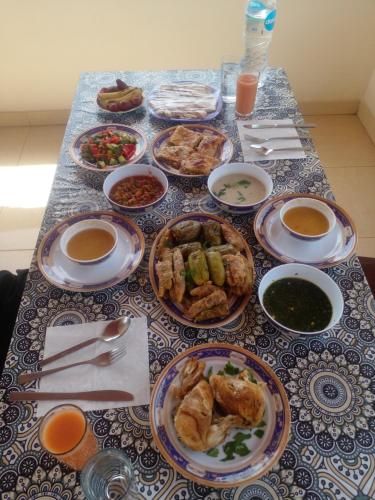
xmin=103 ymin=164 xmax=168 ymax=214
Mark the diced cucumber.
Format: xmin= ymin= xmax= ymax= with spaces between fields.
xmin=109 ymin=158 xmax=117 ymax=166
xmin=118 ymin=155 xmax=126 ymax=164
xmin=97 ymin=161 xmax=106 ymax=169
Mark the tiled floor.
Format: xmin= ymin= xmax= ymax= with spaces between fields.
xmin=0 ymin=116 xmax=374 ymax=273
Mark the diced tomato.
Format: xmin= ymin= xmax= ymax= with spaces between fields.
xmin=122 ymin=144 xmax=136 ymax=160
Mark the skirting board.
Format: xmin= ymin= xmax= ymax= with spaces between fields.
xmin=0 ymin=101 xmax=361 ymax=127
xmin=358 ymin=101 xmax=375 ymax=145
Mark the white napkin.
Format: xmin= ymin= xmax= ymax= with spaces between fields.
xmin=237 ymin=119 xmax=307 ymax=161
xmin=36 ymin=317 xmax=150 ymax=417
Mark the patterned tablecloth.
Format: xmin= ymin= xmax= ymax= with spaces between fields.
xmin=1 ymin=68 xmax=375 ymax=500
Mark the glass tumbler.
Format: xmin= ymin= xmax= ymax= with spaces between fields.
xmin=39 ymin=404 xmax=98 ymax=470
xmin=220 ymin=56 xmax=240 ymax=103
xmin=81 ymin=448 xmax=137 ymax=500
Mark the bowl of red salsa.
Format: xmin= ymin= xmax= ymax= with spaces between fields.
xmin=103 ymin=164 xmax=168 ymax=214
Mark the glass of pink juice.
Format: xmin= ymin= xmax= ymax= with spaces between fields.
xmin=236 ymin=72 xmax=259 ymax=117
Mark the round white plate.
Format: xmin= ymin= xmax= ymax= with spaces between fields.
xmin=37 ymin=211 xmax=144 ymax=292
xmin=254 ymin=194 xmax=357 ymax=268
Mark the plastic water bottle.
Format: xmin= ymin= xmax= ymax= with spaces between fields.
xmin=243 ymin=0 xmax=277 ymax=73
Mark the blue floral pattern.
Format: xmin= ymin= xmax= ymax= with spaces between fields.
xmin=0 ymin=68 xmax=375 ymax=499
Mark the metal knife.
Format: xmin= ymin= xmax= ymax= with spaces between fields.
xmin=9 ymin=390 xmax=134 ymax=402
xmin=243 ymin=123 xmax=316 ymax=129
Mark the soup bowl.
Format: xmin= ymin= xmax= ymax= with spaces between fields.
xmin=60 ymin=218 xmax=118 ymax=265
xmin=258 ymin=263 xmax=343 ymax=337
xmin=207 ymin=163 xmax=273 ymax=215
xmin=103 ymin=164 xmax=168 ymax=215
xmin=280 ymin=197 xmax=336 ymax=241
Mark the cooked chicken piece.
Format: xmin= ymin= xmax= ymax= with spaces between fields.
xmin=172 ymin=248 xmax=185 ymax=303
xmin=174 ymin=357 xmax=205 ymax=399
xmin=174 ymin=379 xmax=244 ymax=451
xmin=190 ymin=282 xmax=219 ymax=298
xmin=221 ymin=224 xmax=245 ymax=251
xmin=210 ymin=371 xmax=265 ymax=427
xmin=195 ymin=302 xmax=229 ymax=321
xmin=156 ymin=248 xmax=173 ymax=297
xmin=156 ymin=229 xmax=173 ymax=257
xmin=223 ymin=254 xmax=253 ymax=296
xmin=188 ymin=289 xmax=227 ymax=319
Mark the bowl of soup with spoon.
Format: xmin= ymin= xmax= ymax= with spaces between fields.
xmin=280 ymin=197 xmax=336 ymax=240
xmin=60 ymin=219 xmax=118 ymax=265
xmin=207 ymin=163 xmax=273 ymax=214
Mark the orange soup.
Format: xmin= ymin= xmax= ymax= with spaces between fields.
xmin=67 ymin=228 xmax=115 ymax=261
xmin=42 ymin=409 xmax=86 ymax=454
xmin=283 ymin=206 xmax=329 ymax=236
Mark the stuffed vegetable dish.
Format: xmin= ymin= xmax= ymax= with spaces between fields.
xmin=150 ymin=214 xmax=254 ymax=327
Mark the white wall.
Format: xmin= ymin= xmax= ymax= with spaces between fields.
xmin=0 ymin=0 xmax=374 ymax=112
xmin=362 ymin=70 xmax=375 ymax=116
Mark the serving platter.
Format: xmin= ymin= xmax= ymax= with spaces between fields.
xmin=150 ymin=343 xmax=291 ymax=489
xmin=148 ymin=80 xmax=223 ymax=122
xmin=149 ymin=212 xmax=254 ymax=329
xmin=96 ymin=96 xmax=144 ymax=114
xmin=151 ymin=124 xmax=233 ymax=178
xmin=254 ymin=193 xmax=357 ymax=268
xmin=37 ymin=211 xmax=144 ymax=292
xmin=69 ymin=124 xmax=147 ymax=173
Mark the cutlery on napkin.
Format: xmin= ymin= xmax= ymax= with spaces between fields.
xmin=10 ymin=390 xmax=134 ymax=402
xmin=34 ymin=317 xmax=150 ymax=417
xmin=237 ymin=119 xmax=308 ymax=162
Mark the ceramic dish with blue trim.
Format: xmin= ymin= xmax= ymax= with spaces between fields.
xmin=150 ymin=343 xmax=291 ymax=488
xmin=151 ymin=124 xmax=233 ymax=178
xmin=148 ymin=81 xmax=223 ymax=122
xmin=254 ymin=193 xmax=357 ymax=268
xmin=69 ymin=124 xmax=147 ymax=173
xmin=37 ymin=211 xmax=145 ymax=292
xmin=149 ymin=212 xmax=254 ymax=329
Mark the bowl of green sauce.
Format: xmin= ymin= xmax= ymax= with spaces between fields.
xmin=258 ymin=263 xmax=343 ymax=336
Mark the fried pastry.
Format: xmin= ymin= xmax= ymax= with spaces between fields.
xmin=188 ymin=289 xmax=227 ymax=319
xmin=197 ymin=133 xmax=225 ymax=158
xmin=155 ymin=145 xmax=193 ymax=169
xmin=210 ymin=371 xmax=265 ymax=427
xmin=156 ymin=248 xmax=173 ymax=297
xmin=171 ymin=248 xmax=186 ymax=303
xmin=180 ymin=153 xmax=219 ymax=175
xmin=222 ymin=253 xmax=253 ymax=296
xmin=168 ymin=126 xmax=202 ymax=148
xmin=221 ymin=224 xmax=245 ymax=251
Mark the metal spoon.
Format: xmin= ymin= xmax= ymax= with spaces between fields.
xmin=245 ymin=133 xmax=301 ymax=144
xmin=250 ymin=144 xmax=305 ymax=156
xmin=40 ymin=317 xmax=131 ymax=367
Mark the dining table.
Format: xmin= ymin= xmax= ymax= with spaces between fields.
xmin=1 ymin=67 xmax=375 ymax=500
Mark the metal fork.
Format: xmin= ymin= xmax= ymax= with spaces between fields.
xmin=18 ymin=346 xmax=127 ymax=384
xmin=245 ymin=133 xmax=301 ymax=144
xmin=250 ymin=144 xmax=305 ymax=156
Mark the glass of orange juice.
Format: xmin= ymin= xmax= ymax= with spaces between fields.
xmin=235 ymin=71 xmax=259 ymax=117
xmin=39 ymin=404 xmax=98 ymax=470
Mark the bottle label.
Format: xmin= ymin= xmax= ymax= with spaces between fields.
xmin=264 ymin=9 xmax=276 ymax=31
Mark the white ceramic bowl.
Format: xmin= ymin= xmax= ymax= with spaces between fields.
xmin=279 ymin=197 xmax=336 ymax=241
xmin=258 ymin=263 xmax=343 ymax=336
xmin=60 ymin=218 xmax=118 ymax=265
xmin=103 ymin=164 xmax=168 ymax=215
xmin=207 ymin=163 xmax=273 ymax=214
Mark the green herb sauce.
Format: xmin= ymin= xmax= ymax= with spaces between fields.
xmin=263 ymin=278 xmax=332 ymax=332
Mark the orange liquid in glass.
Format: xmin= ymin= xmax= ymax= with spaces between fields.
xmin=42 ymin=409 xmax=86 ymax=454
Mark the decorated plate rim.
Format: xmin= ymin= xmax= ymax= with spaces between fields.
xmin=148 ymin=212 xmax=254 ymax=328
xmin=150 ymin=342 xmax=291 ymax=488
xmin=253 ymin=193 xmax=357 ymax=268
xmin=150 ymin=124 xmax=233 ymax=178
xmin=36 ymin=210 xmax=145 ymax=292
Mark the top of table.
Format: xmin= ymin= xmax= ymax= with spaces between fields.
xmin=1 ymin=68 xmax=375 ymax=499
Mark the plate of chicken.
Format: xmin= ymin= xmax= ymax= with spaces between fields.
xmin=149 ymin=213 xmax=254 ymax=328
xmin=151 ymin=124 xmax=233 ymax=177
xmin=150 ymin=343 xmax=291 ymax=488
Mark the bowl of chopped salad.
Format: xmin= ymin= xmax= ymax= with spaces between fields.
xmin=69 ymin=124 xmax=147 ymax=172
xmin=103 ymin=164 xmax=168 ymax=214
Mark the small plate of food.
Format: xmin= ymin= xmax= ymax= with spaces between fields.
xmin=254 ymin=193 xmax=357 ymax=268
xmin=149 ymin=213 xmax=254 ymax=328
xmin=148 ymin=81 xmax=222 ymax=122
xmin=97 ymin=78 xmax=144 ymax=113
xmin=69 ymin=124 xmax=147 ymax=172
xmin=150 ymin=343 xmax=291 ymax=488
xmin=151 ymin=124 xmax=233 ymax=177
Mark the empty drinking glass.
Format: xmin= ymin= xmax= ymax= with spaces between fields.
xmin=81 ymin=448 xmax=137 ymax=500
xmin=220 ymin=56 xmax=240 ymax=103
